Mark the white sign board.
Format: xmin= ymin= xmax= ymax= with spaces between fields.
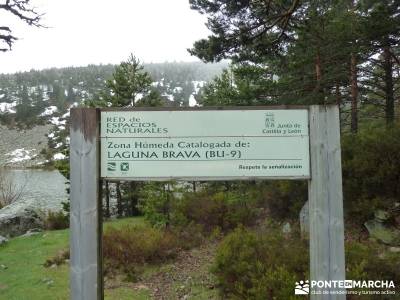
xmin=100 ymin=109 xmax=310 ymax=180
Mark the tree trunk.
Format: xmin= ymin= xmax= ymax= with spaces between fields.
xmin=116 ymin=182 xmax=122 ymax=218
xmin=163 ymin=184 xmax=170 ymax=228
xmin=192 ymin=181 xmax=196 ymax=192
xmin=105 ymin=180 xmax=110 ymax=218
xmin=335 ymin=82 xmax=341 ymax=106
xmin=350 ymin=53 xmax=358 ymax=133
xmin=383 ymin=45 xmax=395 ymax=125
xmin=315 ymin=51 xmax=323 ymax=103
xmin=129 ymin=181 xmax=139 ymax=216
xmin=315 ymin=50 xmax=325 ymax=104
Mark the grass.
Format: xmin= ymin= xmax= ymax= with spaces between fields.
xmin=0 ymin=217 xmax=217 ymax=300
xmin=0 ymin=217 xmax=151 ymax=300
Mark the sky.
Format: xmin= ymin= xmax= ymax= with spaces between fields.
xmin=0 ymin=0 xmax=211 ymax=74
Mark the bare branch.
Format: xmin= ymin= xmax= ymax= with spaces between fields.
xmin=0 ymin=0 xmax=44 ymax=51
xmin=0 ymin=168 xmax=27 ymax=207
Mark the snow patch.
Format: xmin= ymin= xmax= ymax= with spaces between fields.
xmin=173 ymin=87 xmax=183 ymax=93
xmin=62 ymin=111 xmax=70 ymax=118
xmin=40 ymin=106 xmax=58 ymax=116
xmin=6 ymin=148 xmax=37 ymax=163
xmin=192 ymin=81 xmax=206 ymax=94
xmin=50 ymin=117 xmax=67 ymax=126
xmin=53 ymin=153 xmax=66 ymax=160
xmin=162 ymin=93 xmax=174 ymax=101
xmin=134 ymin=93 xmax=144 ymax=103
xmin=0 ymin=101 xmax=17 ymax=113
xmin=189 ymin=94 xmax=197 ymax=107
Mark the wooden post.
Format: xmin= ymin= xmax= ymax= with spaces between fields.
xmin=70 ymin=108 xmax=103 ymax=300
xmin=308 ymin=105 xmax=346 ymax=299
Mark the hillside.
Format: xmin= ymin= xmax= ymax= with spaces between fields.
xmin=0 ymin=61 xmax=227 ymax=166
xmin=0 ymin=124 xmax=51 ymax=167
xmin=0 ymin=61 xmax=227 ymax=116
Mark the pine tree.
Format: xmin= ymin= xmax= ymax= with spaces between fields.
xmin=359 ymin=0 xmax=400 ymax=125
xmin=50 ymin=83 xmax=66 ymax=110
xmin=15 ymin=85 xmax=31 ymax=121
xmin=103 ymin=54 xmax=153 ymax=107
xmin=66 ymin=85 xmax=77 ymax=104
xmin=32 ymin=87 xmax=46 ymax=115
xmin=189 ymin=0 xmax=376 ymax=131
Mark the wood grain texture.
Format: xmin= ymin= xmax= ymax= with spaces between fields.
xmin=308 ymin=105 xmax=346 ymax=300
xmin=70 ymin=108 xmax=102 ymax=300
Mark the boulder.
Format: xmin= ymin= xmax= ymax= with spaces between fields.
xmin=299 ymin=201 xmax=309 ymax=239
xmin=21 ymin=228 xmax=42 ymax=237
xmin=0 ymin=208 xmax=43 ymax=237
xmin=374 ymin=210 xmax=390 ymax=222
xmin=0 ymin=235 xmax=8 ymax=245
xmin=364 ymin=210 xmax=400 ymax=246
xmin=282 ymin=222 xmax=292 ymax=234
xmin=389 ymin=247 xmax=400 ymax=253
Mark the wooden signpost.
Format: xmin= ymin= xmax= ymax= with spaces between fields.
xmin=70 ymin=105 xmax=345 ymax=300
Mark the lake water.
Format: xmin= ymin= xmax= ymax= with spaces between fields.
xmin=1 ymin=169 xmax=68 ymax=213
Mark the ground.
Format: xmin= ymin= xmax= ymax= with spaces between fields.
xmin=0 ymin=217 xmax=219 ymax=300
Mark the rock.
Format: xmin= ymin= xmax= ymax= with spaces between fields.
xmin=389 ymin=247 xmax=400 ymax=253
xmin=282 ymin=222 xmax=291 ymax=234
xmin=299 ymin=201 xmax=309 ymax=239
xmin=0 ymin=208 xmax=43 ymax=237
xmin=375 ymin=210 xmax=390 ymax=222
xmin=0 ymin=235 xmax=8 ymax=245
xmin=41 ymin=278 xmax=54 ymax=286
xmin=364 ymin=219 xmax=400 ymax=246
xmin=378 ymin=252 xmax=386 ymax=259
xmin=134 ymin=284 xmax=149 ymax=290
xmin=21 ymin=229 xmax=41 ymax=237
xmin=0 ymin=264 xmax=7 ymax=270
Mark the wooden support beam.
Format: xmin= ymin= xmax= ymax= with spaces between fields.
xmin=308 ymin=105 xmax=346 ymax=299
xmin=70 ymin=108 xmax=103 ymax=300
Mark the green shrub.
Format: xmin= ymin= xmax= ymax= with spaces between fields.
xmin=102 ymin=224 xmax=179 ymax=278
xmin=171 ymin=221 xmax=205 ymax=250
xmin=345 ymin=240 xmax=400 ymax=299
xmin=44 ymin=249 xmax=69 ymax=267
xmin=346 ymin=241 xmax=400 ymax=283
xmin=138 ymin=182 xmax=180 ymax=227
xmin=213 ymin=225 xmax=400 ymax=300
xmin=241 ymin=124 xmax=400 ymax=224
xmin=139 ymin=184 xmax=262 ymax=233
xmin=342 ymin=124 xmax=400 ymax=223
xmin=211 ymin=226 xmax=308 ymax=299
xmin=176 ymin=190 xmax=260 ymax=233
xmin=260 ymin=181 xmax=307 ymax=220
xmin=43 ymin=210 xmax=69 ymax=230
